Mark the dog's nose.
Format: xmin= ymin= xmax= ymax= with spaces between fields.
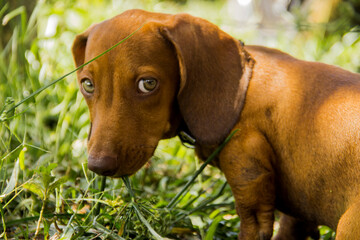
xmin=87 ymin=155 xmax=118 ymax=176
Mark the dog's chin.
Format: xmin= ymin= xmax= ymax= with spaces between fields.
xmin=112 ymin=152 xmax=155 ymax=178
xmin=88 ymin=158 xmax=150 ymax=178
xmin=110 ymin=167 xmax=142 ymax=178
xmin=87 ymin=145 xmax=156 ymax=177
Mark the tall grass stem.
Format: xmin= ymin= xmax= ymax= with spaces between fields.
xmin=3 ymin=24 xmax=144 ymax=116
xmin=166 ymin=129 xmax=239 ymax=209
xmin=122 ymin=176 xmax=165 ymax=240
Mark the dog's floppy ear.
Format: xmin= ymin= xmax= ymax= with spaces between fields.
xmin=160 ymin=14 xmax=251 ymax=145
xmin=71 ymin=24 xmax=97 ymax=68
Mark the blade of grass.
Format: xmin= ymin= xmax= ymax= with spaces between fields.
xmin=166 ymin=129 xmax=239 ymax=209
xmin=94 ymin=176 xmax=107 ymax=216
xmin=181 ymin=181 xmax=218 ymax=210
xmin=122 ymin=176 xmax=135 ymax=201
xmin=0 ymin=143 xmax=22 ymax=162
xmin=1 ymin=178 xmax=35 ymax=208
xmin=34 ymin=190 xmax=48 ymax=238
xmin=122 ymin=176 xmax=165 ymax=240
xmin=0 ymin=213 xmax=81 ymax=228
xmin=0 ymin=3 xmax=9 ymax=20
xmin=3 ymin=23 xmax=144 ymax=116
xmin=204 ymin=212 xmax=226 ymax=240
xmin=92 ymin=220 xmax=126 ymax=240
xmin=2 ymin=6 xmax=26 ymax=26
xmin=61 ymin=175 xmax=97 ymax=238
xmin=0 ymin=159 xmax=20 ymax=198
xmin=82 ymin=162 xmax=90 ymax=184
xmin=174 ymin=182 xmax=228 ymax=223
xmin=0 ymin=202 xmax=7 ymax=240
xmin=132 ymin=203 xmax=164 ymax=240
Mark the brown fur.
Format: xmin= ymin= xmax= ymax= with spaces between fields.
xmin=72 ymin=9 xmax=360 ymax=239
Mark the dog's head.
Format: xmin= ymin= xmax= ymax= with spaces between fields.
xmin=72 ymin=9 xmax=249 ymax=177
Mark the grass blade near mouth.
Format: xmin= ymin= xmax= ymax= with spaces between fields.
xmin=166 ymin=129 xmax=239 ymax=209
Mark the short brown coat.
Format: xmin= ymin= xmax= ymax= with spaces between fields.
xmin=72 ymin=9 xmax=360 ymax=239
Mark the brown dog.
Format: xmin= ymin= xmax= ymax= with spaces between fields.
xmin=72 ymin=9 xmax=360 ymax=239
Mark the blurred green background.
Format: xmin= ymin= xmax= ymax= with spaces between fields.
xmin=0 ymin=0 xmax=359 ymax=239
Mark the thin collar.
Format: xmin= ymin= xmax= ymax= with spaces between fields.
xmin=178 ymin=122 xmax=196 ymax=148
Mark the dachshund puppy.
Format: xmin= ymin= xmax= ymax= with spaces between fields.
xmin=72 ymin=9 xmax=360 ymax=239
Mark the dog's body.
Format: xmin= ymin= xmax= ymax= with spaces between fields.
xmin=218 ymin=45 xmax=360 ymax=239
xmin=72 ymin=9 xmax=360 ymax=239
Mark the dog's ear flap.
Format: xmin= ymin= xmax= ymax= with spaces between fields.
xmin=160 ymin=14 xmax=249 ymax=145
xmin=71 ymin=24 xmax=97 ymax=68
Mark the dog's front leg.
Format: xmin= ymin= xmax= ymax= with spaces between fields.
xmin=219 ymin=130 xmax=276 ymax=240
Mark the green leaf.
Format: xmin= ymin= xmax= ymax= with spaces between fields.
xmin=46 ymin=163 xmax=58 ymax=172
xmin=59 ymin=226 xmax=74 ymax=240
xmin=23 ymin=181 xmax=44 ymax=199
xmin=204 ymin=213 xmax=225 ymax=240
xmin=0 ymin=97 xmax=15 ymax=122
xmin=0 ymin=159 xmax=20 ymax=200
xmin=132 ymin=203 xmax=165 ymax=240
xmin=18 ymin=147 xmax=27 ymax=170
xmin=0 ymin=3 xmax=9 ymax=19
xmin=2 ymin=6 xmax=26 ymax=25
xmin=92 ymin=221 xmax=126 ymax=240
xmin=39 ymin=163 xmax=57 ymax=189
xmin=47 ymin=176 xmax=68 ymax=194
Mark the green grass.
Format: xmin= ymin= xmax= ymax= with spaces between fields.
xmin=0 ymin=0 xmax=359 ymax=239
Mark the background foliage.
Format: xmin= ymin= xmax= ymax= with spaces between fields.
xmin=0 ymin=0 xmax=359 ymax=239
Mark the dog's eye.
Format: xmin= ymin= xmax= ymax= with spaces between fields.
xmin=138 ymin=78 xmax=157 ymax=93
xmin=81 ymin=79 xmax=94 ymax=93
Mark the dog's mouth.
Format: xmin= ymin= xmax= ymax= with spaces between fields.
xmin=87 ymin=145 xmax=156 ymax=177
xmin=87 ymin=155 xmax=119 ymax=176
